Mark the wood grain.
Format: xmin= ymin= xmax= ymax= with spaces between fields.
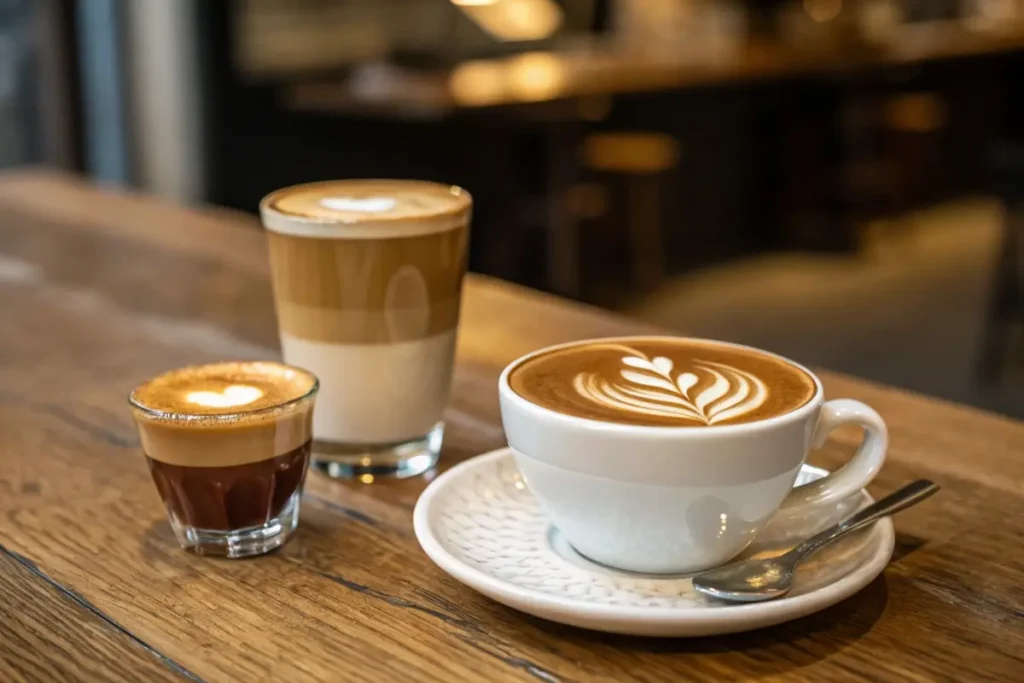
xmin=0 ymin=548 xmax=193 ymax=682
xmin=0 ymin=170 xmax=1023 ymax=681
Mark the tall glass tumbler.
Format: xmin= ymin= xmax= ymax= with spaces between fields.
xmin=260 ymin=180 xmax=471 ymax=479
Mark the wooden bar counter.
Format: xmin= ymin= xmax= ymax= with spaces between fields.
xmin=0 ymin=171 xmax=1021 ymax=681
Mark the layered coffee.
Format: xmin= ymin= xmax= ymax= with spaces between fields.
xmin=508 ymin=338 xmax=816 ymax=427
xmin=129 ymin=361 xmax=318 ymax=555
xmin=260 ymin=180 xmax=471 ymax=477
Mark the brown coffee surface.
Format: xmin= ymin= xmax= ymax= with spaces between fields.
xmin=130 ymin=361 xmax=317 ymax=468
xmin=509 ymin=338 xmax=816 ymax=427
xmin=147 ymin=440 xmax=310 ymax=531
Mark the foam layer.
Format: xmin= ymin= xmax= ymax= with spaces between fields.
xmin=130 ymin=361 xmax=317 ymax=422
xmin=508 ymin=338 xmax=817 ymax=428
xmin=261 ymin=180 xmax=472 ymax=239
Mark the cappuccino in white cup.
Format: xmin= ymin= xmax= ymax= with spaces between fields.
xmin=499 ymin=336 xmax=887 ymax=573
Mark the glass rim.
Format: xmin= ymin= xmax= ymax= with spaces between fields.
xmin=128 ymin=361 xmax=319 ymax=425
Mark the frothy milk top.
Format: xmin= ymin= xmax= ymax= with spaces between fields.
xmin=130 ymin=362 xmax=318 ymax=468
xmin=508 ymin=338 xmax=817 ymax=428
xmin=131 ymin=361 xmax=317 ymax=421
xmin=260 ymin=180 xmax=472 ymax=239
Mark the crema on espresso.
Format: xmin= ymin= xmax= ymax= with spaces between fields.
xmin=508 ymin=338 xmax=816 ymax=427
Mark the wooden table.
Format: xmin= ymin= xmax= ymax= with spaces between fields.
xmin=0 ymin=171 xmax=1022 ymax=682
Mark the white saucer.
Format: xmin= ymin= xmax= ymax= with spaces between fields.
xmin=414 ymin=448 xmax=894 ymax=637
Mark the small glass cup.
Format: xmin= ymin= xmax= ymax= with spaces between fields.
xmin=129 ymin=361 xmax=318 ymax=558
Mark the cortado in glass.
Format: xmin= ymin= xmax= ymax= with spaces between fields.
xmin=260 ymin=179 xmax=471 ymax=479
xmin=129 ymin=361 xmax=318 ymax=558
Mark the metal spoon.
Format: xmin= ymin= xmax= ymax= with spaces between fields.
xmin=693 ymin=479 xmax=939 ymax=602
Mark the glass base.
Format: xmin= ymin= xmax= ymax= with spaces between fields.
xmin=312 ymin=422 xmax=443 ymax=479
xmin=169 ymin=493 xmax=301 ymax=558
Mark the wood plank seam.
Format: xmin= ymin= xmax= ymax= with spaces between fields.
xmin=0 ymin=393 xmax=139 ymax=449
xmin=0 ymin=545 xmax=205 ymax=682
xmin=299 ymin=564 xmax=563 ymax=683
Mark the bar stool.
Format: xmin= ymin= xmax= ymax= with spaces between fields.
xmin=859 ymin=91 xmax=948 ymax=252
xmin=580 ymin=132 xmax=680 ymax=293
xmin=881 ymin=92 xmax=948 ymax=210
xmin=978 ymin=140 xmax=1024 ymax=382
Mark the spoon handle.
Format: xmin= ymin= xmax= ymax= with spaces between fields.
xmin=789 ymin=479 xmax=940 ymax=561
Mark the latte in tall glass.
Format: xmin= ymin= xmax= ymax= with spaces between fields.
xmin=260 ymin=180 xmax=471 ymax=478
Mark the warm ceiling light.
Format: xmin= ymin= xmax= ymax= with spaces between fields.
xmin=450 ymin=52 xmax=567 ymax=105
xmin=450 ymin=60 xmax=507 ymax=106
xmin=455 ymin=0 xmax=564 ymax=42
xmin=804 ymin=0 xmax=843 ymax=23
xmin=507 ymin=52 xmax=565 ymax=101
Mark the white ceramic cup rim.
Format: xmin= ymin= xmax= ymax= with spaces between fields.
xmin=498 ymin=335 xmax=825 ymax=440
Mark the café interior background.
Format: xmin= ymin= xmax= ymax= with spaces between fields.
xmin=2 ymin=0 xmax=1022 ymax=418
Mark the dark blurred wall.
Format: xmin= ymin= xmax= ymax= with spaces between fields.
xmin=0 ymin=0 xmax=77 ymax=170
xmin=0 ymin=0 xmax=43 ymax=166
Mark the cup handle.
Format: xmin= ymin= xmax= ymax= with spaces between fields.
xmin=779 ymin=399 xmax=888 ymax=509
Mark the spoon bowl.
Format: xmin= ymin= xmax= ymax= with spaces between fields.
xmin=694 ymin=557 xmax=796 ymax=602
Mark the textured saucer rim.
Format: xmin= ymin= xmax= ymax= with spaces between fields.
xmin=414 ymin=448 xmax=895 ymax=636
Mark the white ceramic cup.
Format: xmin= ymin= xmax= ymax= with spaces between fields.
xmin=498 ymin=337 xmax=887 ymax=574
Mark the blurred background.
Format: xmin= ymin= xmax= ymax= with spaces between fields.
xmin=2 ymin=0 xmax=1023 ymax=417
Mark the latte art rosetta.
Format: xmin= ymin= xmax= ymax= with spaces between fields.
xmin=572 ymin=348 xmax=768 ymax=425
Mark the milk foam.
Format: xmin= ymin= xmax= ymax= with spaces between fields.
xmin=573 ymin=349 xmax=768 ymax=425
xmin=279 ymin=330 xmax=456 ymax=444
xmin=261 ymin=180 xmax=471 ymax=239
xmin=130 ymin=361 xmax=317 ymax=421
xmin=508 ymin=338 xmax=817 ymax=428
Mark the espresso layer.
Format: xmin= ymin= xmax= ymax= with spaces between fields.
xmin=273 ymin=298 xmax=461 ymax=344
xmin=266 ymin=225 xmax=468 ymax=344
xmin=147 ymin=440 xmax=310 ymax=531
xmin=261 ymin=179 xmax=471 ymax=239
xmin=509 ymin=338 xmax=816 ymax=427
